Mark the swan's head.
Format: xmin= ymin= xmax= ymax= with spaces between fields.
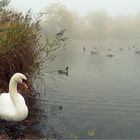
xmin=12 ymin=73 xmax=28 ymax=88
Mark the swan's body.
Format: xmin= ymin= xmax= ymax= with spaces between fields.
xmin=0 ymin=73 xmax=28 ymax=121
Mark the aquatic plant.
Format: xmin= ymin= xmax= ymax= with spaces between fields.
xmin=0 ymin=9 xmax=67 ymax=91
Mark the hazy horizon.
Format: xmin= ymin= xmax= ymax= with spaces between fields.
xmin=6 ymin=0 xmax=140 ymax=40
xmin=9 ymin=0 xmax=140 ymax=17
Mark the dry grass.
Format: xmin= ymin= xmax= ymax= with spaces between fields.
xmin=0 ymin=9 xmax=67 ymax=92
xmin=0 ymin=10 xmax=39 ymax=90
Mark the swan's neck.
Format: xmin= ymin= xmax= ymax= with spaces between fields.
xmin=9 ymin=78 xmax=18 ymax=93
xmin=9 ymin=78 xmax=19 ymax=104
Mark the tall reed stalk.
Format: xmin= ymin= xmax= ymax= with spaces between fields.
xmin=0 ymin=9 xmax=67 ymax=92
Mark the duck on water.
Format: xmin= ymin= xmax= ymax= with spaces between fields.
xmin=58 ymin=66 xmax=69 ymax=76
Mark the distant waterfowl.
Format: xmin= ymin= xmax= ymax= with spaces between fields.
xmin=108 ymin=48 xmax=112 ymax=51
xmin=58 ymin=66 xmax=69 ymax=76
xmin=0 ymin=73 xmax=28 ymax=121
xmin=83 ymin=46 xmax=86 ymax=51
xmin=135 ymin=50 xmax=140 ymax=55
xmin=133 ymin=44 xmax=136 ymax=48
xmin=106 ymin=54 xmax=115 ymax=58
xmin=91 ymin=51 xmax=99 ymax=55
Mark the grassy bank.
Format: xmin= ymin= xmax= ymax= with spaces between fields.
xmin=0 ymin=9 xmax=66 ymax=91
xmin=0 ymin=7 xmax=67 ymax=139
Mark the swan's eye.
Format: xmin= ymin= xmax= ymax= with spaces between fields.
xmin=22 ymin=79 xmax=27 ymax=84
xmin=22 ymin=79 xmax=28 ymax=89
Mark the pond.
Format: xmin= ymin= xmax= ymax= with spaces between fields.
xmin=45 ymin=39 xmax=140 ymax=139
xmin=1 ymin=39 xmax=140 ymax=139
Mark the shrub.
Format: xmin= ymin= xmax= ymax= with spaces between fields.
xmin=0 ymin=9 xmax=67 ymax=92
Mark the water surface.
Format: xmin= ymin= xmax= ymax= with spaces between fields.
xmin=44 ymin=39 xmax=140 ymax=139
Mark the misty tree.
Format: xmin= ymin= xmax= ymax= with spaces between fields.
xmin=0 ymin=0 xmax=10 ymax=9
xmin=111 ymin=15 xmax=140 ymax=39
xmin=42 ymin=3 xmax=74 ymax=37
xmin=41 ymin=3 xmax=140 ymax=40
xmin=86 ymin=11 xmax=112 ymax=40
xmin=70 ymin=12 xmax=90 ymax=39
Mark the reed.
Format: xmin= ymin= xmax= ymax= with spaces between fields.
xmin=0 ymin=9 xmax=67 ymax=92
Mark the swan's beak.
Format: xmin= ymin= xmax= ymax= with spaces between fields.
xmin=22 ymin=81 xmax=28 ymax=89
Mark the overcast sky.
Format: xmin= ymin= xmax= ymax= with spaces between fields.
xmin=9 ymin=0 xmax=140 ymax=17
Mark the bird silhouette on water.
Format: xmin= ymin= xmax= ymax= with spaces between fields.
xmin=58 ymin=66 xmax=69 ymax=76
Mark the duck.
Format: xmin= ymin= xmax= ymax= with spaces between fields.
xmin=58 ymin=66 xmax=69 ymax=76
xmin=108 ymin=48 xmax=112 ymax=51
xmin=135 ymin=50 xmax=140 ymax=55
xmin=0 ymin=73 xmax=28 ymax=121
xmin=91 ymin=51 xmax=99 ymax=55
xmin=106 ymin=54 xmax=115 ymax=58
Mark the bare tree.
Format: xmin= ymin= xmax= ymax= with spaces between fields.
xmin=42 ymin=3 xmax=74 ymax=37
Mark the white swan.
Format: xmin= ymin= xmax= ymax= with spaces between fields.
xmin=0 ymin=73 xmax=28 ymax=121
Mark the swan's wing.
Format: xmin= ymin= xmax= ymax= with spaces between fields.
xmin=0 ymin=93 xmax=14 ymax=107
xmin=0 ymin=93 xmax=16 ymax=120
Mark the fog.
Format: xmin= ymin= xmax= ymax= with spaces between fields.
xmin=41 ymin=3 xmax=140 ymax=40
